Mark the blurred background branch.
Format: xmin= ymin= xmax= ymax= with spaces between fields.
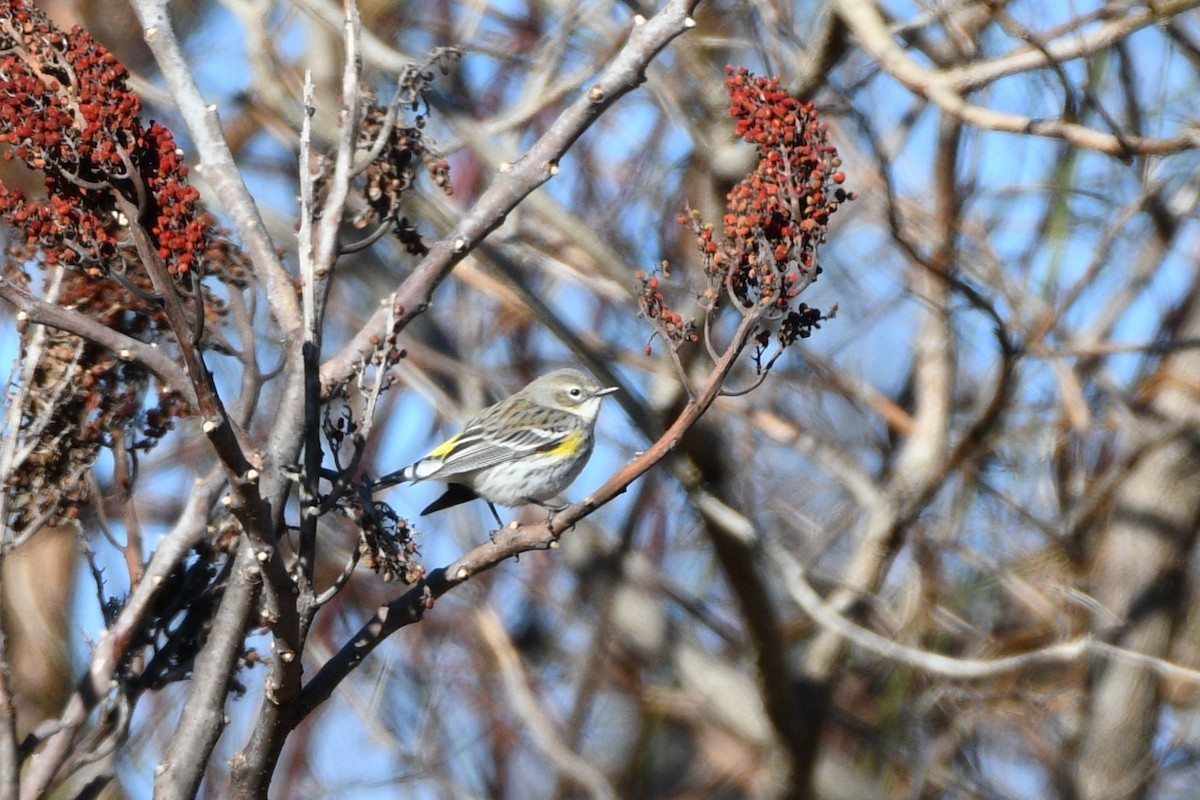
xmin=1 ymin=0 xmax=1198 ymax=798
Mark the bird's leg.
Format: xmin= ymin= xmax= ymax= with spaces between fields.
xmin=526 ymin=498 xmax=568 ymax=528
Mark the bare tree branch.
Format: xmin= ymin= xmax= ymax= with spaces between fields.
xmin=835 ymin=0 xmax=1200 ymax=155
xmin=318 ymin=0 xmax=703 ymax=390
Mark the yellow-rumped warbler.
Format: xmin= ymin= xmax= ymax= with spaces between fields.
xmin=375 ymin=369 xmax=618 ymax=523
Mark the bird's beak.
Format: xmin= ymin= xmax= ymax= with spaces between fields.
xmin=595 ymin=386 xmax=619 ymax=397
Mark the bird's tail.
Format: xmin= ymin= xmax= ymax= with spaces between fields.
xmin=371 ymin=464 xmax=415 ymax=490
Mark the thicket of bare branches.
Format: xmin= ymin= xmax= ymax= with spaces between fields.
xmin=1 ymin=0 xmax=1199 ymax=798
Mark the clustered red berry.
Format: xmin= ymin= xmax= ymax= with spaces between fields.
xmin=0 ymin=0 xmax=211 ymax=277
xmin=714 ymin=66 xmax=853 ymax=310
xmin=140 ymin=122 xmax=210 ymax=275
xmin=640 ymin=67 xmax=852 ymax=354
xmin=0 ymin=1 xmax=220 ymax=535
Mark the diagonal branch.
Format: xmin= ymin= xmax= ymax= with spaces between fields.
xmin=476 ymin=608 xmax=618 ymax=800
xmin=112 ymin=194 xmax=254 ymax=477
xmin=767 ymin=534 xmax=1200 ymax=686
xmin=318 ymin=0 xmax=703 ymax=391
xmin=296 ymin=309 xmax=761 ymax=721
xmin=0 ymin=277 xmax=195 ymax=406
xmin=127 ymin=0 xmax=301 ymax=337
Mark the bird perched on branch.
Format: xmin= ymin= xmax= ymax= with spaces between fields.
xmin=375 ymin=369 xmax=618 ymax=524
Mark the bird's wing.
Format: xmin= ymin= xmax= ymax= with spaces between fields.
xmin=412 ymin=402 xmax=569 ymax=480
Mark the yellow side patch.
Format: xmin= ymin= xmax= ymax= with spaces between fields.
xmin=427 ymin=432 xmax=461 ymax=459
xmin=546 ymin=430 xmax=583 ymax=458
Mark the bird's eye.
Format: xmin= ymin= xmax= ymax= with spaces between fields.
xmin=568 ymin=387 xmax=583 ymax=399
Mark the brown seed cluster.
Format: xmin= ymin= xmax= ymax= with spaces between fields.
xmin=338 ymin=51 xmax=458 ymax=256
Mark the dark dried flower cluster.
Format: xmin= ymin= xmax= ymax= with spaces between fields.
xmin=355 ymin=500 xmax=423 ymax=584
xmin=338 ymin=51 xmax=458 ymax=256
xmin=122 ymin=541 xmax=231 ymax=692
xmin=777 ymin=302 xmax=827 ymax=346
xmin=322 ymin=393 xmax=422 ymax=584
xmin=643 ymin=67 xmax=852 ymax=353
xmin=4 ymin=269 xmax=188 ymax=536
xmin=0 ymin=0 xmax=212 ymax=277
